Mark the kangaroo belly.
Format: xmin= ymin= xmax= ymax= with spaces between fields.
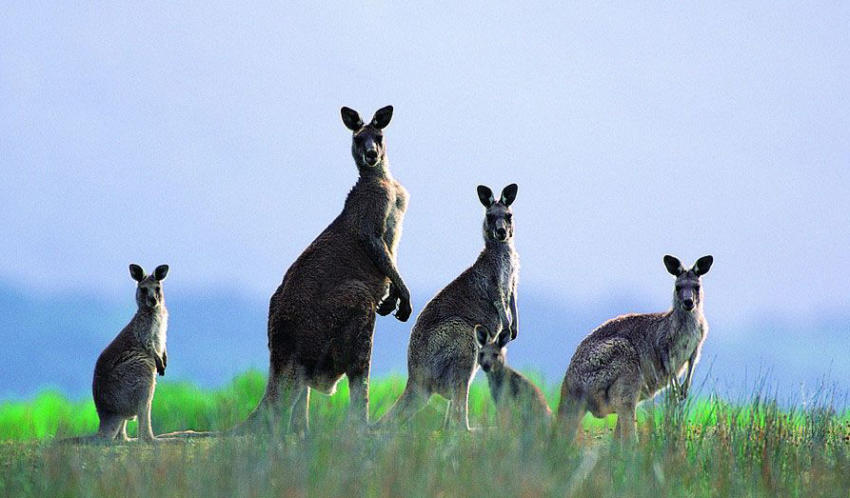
xmin=93 ymin=352 xmax=155 ymax=417
xmin=308 ymin=373 xmax=343 ymax=395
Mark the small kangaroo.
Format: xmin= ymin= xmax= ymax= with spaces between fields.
xmin=238 ymin=105 xmax=411 ymax=434
xmin=555 ymin=255 xmax=713 ymax=442
xmin=376 ymin=184 xmax=519 ymax=430
xmin=474 ymin=324 xmax=552 ymax=425
xmin=82 ymin=264 xmax=169 ymax=443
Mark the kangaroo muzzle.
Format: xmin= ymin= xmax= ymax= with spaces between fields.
xmin=494 ymin=220 xmax=508 ymax=241
xmin=362 ymin=137 xmax=379 ymax=166
xmin=680 ymin=288 xmax=695 ymax=311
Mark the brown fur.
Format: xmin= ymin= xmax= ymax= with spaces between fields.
xmin=238 ymin=106 xmax=410 ymax=433
xmin=375 ymin=185 xmax=519 ymax=431
xmin=475 ymin=325 xmax=551 ymax=426
xmin=62 ymin=264 xmax=169 ymax=444
xmin=555 ymin=255 xmax=713 ymax=442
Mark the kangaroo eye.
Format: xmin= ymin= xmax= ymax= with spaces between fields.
xmin=504 ymin=213 xmax=512 ymax=221
xmin=375 ymin=135 xmax=383 ymax=144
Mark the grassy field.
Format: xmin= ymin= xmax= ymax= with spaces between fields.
xmin=1 ymin=372 xmax=849 ymax=496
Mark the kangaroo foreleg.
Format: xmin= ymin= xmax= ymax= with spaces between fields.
xmin=376 ymin=282 xmax=399 ymax=316
xmin=155 ymin=353 xmax=166 ymax=377
xmin=492 ymin=292 xmax=511 ymax=334
xmin=508 ymin=289 xmax=519 ymax=339
xmin=362 ymin=235 xmax=411 ymax=321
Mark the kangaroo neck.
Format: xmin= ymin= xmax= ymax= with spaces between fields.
xmin=483 ymin=237 xmax=515 ymax=256
xmin=135 ymin=306 xmax=163 ymax=319
xmin=133 ymin=306 xmax=167 ymax=332
xmin=486 ymin=368 xmax=507 ymax=402
xmin=355 ymin=158 xmax=391 ymax=181
xmin=669 ymin=304 xmax=701 ymax=328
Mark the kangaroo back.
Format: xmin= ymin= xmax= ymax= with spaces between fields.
xmin=556 ymin=254 xmax=713 ymax=442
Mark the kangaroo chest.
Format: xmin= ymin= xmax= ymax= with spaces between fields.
xmin=669 ymin=319 xmax=705 ymax=368
xmin=493 ymin=250 xmax=518 ymax=295
xmin=383 ymin=181 xmax=408 ymax=255
xmin=151 ymin=314 xmax=167 ymax=354
xmin=136 ymin=311 xmax=168 ymax=356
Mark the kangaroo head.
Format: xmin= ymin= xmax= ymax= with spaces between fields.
xmin=663 ymin=255 xmax=713 ymax=312
xmin=340 ymin=105 xmax=393 ymax=171
xmin=477 ymin=184 xmax=518 ymax=243
xmin=474 ymin=324 xmax=512 ymax=373
xmin=130 ymin=264 xmax=169 ymax=310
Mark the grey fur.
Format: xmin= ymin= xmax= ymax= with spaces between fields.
xmin=376 ymin=184 xmax=520 ymax=430
xmin=83 ymin=264 xmax=169 ymax=443
xmin=237 ymin=106 xmax=411 ymax=434
xmin=475 ymin=325 xmax=552 ymax=425
xmin=555 ymin=255 xmax=713 ymax=442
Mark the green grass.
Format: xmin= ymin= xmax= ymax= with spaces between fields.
xmin=1 ymin=372 xmax=849 ymax=496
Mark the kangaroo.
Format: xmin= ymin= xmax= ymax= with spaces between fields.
xmin=61 ymin=264 xmax=169 ymax=444
xmin=238 ymin=105 xmax=411 ymax=434
xmin=474 ymin=324 xmax=552 ymax=426
xmin=555 ymin=255 xmax=713 ymax=442
xmin=375 ymin=184 xmax=519 ymax=431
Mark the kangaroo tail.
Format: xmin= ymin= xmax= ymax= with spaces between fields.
xmin=156 ymin=430 xmax=221 ymax=439
xmin=55 ymin=434 xmax=107 ymax=445
xmin=372 ymin=379 xmax=425 ymax=430
xmin=553 ymin=383 xmax=587 ymax=441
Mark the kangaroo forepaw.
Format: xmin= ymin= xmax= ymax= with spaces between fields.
xmin=395 ymin=298 xmax=412 ymax=322
xmin=377 ymin=295 xmax=398 ymax=316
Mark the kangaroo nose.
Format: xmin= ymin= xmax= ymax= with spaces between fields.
xmin=365 ymin=149 xmax=378 ymax=159
xmin=683 ymin=298 xmax=694 ymax=309
xmin=496 ymin=228 xmax=507 ymax=238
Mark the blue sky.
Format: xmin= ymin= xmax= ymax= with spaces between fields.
xmin=1 ymin=4 xmax=848 ymax=346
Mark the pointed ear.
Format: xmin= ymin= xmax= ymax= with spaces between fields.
xmin=340 ymin=106 xmax=363 ymax=131
xmin=153 ymin=264 xmax=169 ymax=281
xmin=499 ymin=184 xmax=518 ymax=206
xmin=693 ymin=255 xmax=713 ymax=276
xmin=496 ymin=327 xmax=512 ymax=348
xmin=474 ymin=325 xmax=490 ymax=348
xmin=663 ymin=255 xmax=685 ymax=276
xmin=370 ymin=105 xmax=393 ymax=129
xmin=477 ymin=185 xmax=495 ymax=207
xmin=129 ymin=264 xmax=145 ymax=282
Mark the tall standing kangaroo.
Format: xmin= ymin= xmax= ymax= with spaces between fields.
xmin=376 ymin=184 xmax=519 ymax=430
xmin=65 ymin=264 xmax=169 ymax=443
xmin=555 ymin=255 xmax=713 ymax=442
xmin=240 ymin=105 xmax=411 ymax=433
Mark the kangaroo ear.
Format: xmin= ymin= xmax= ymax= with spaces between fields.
xmin=340 ymin=106 xmax=363 ymax=131
xmin=474 ymin=325 xmax=490 ymax=348
xmin=663 ymin=255 xmax=685 ymax=276
xmin=153 ymin=265 xmax=169 ymax=281
xmin=500 ymin=184 xmax=518 ymax=206
xmin=370 ymin=105 xmax=393 ymax=129
xmin=477 ymin=185 xmax=495 ymax=207
xmin=693 ymin=255 xmax=713 ymax=276
xmin=129 ymin=264 xmax=145 ymax=282
xmin=496 ymin=327 xmax=512 ymax=348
